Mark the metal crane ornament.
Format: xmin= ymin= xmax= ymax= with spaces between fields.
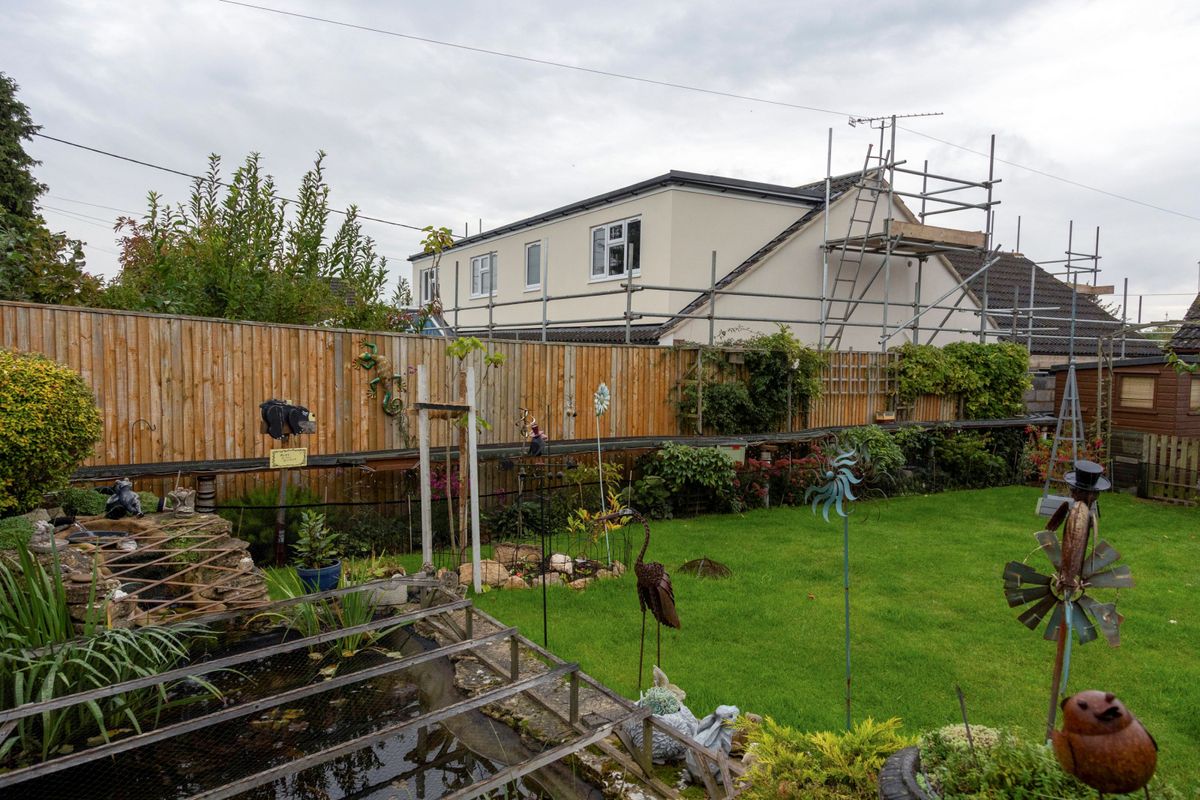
xmin=599 ymin=507 xmax=679 ymax=693
xmin=1001 ymin=460 xmax=1133 ymax=739
xmin=805 ymin=446 xmax=865 ymax=730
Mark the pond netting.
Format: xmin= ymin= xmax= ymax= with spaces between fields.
xmin=0 ymin=577 xmax=729 ymax=800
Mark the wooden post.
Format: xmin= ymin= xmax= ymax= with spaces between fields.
xmin=417 ymin=365 xmax=432 ymax=567
xmin=467 ymin=366 xmax=482 ymax=595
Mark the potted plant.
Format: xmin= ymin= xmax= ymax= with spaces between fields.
xmin=293 ymin=511 xmax=342 ymax=592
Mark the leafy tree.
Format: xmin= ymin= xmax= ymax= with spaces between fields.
xmin=0 ymin=72 xmax=103 ymax=306
xmin=104 ymin=151 xmax=404 ymax=329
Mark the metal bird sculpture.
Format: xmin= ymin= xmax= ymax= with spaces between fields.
xmin=1052 ymin=690 xmax=1157 ymax=799
xmin=805 ymin=445 xmax=865 ymax=730
xmin=598 ymin=507 xmax=679 ymax=692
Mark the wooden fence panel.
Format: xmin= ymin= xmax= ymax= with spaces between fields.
xmin=1141 ymin=432 xmax=1200 ymax=503
xmin=0 ymin=302 xmax=962 ymax=475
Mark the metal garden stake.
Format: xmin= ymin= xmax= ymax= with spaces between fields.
xmin=594 ymin=382 xmax=612 ymax=566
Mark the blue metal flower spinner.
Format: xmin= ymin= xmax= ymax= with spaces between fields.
xmin=805 ymin=448 xmax=862 ymax=521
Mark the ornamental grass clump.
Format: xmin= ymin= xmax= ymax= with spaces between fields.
xmin=739 ymin=716 xmax=913 ymax=799
xmin=0 ymin=349 xmax=102 ymax=515
xmin=918 ymin=726 xmax=1094 ymax=799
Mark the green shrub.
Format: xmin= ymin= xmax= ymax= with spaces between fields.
xmin=935 ymin=432 xmax=1013 ymax=489
xmin=892 ymin=342 xmax=1030 ymax=420
xmin=642 ymin=443 xmax=738 ymax=513
xmin=60 ymin=486 xmax=107 ymax=517
xmin=891 ymin=425 xmax=935 ymax=465
xmin=618 ymin=475 xmax=673 ymax=520
xmin=739 ymin=716 xmax=913 ymax=799
xmin=0 ymin=349 xmax=102 ymax=515
xmin=919 ymin=726 xmax=1093 ymax=799
xmin=836 ymin=426 xmax=904 ymax=482
xmin=218 ymin=484 xmax=323 ymax=563
xmin=0 ymin=516 xmax=34 ymax=550
xmin=701 ymin=381 xmax=756 ymax=434
xmin=137 ymin=490 xmax=159 ymax=512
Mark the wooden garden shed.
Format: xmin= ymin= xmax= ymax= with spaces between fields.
xmin=1051 ymin=354 xmax=1200 ymax=497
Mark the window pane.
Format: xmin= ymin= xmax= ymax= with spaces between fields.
xmin=591 ymin=228 xmax=605 ymax=277
xmin=627 ymin=219 xmax=641 ymax=273
xmin=609 ymin=224 xmax=623 ymax=241
xmin=1191 ymin=378 xmax=1200 ymax=411
xmin=608 ymin=243 xmax=625 ymax=276
xmin=526 ymin=243 xmax=540 ymax=287
xmin=1120 ymin=375 xmax=1155 ymax=409
xmin=472 ymin=257 xmax=482 ymax=296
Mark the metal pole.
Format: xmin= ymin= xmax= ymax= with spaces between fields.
xmin=453 ymin=260 xmax=460 ymax=332
xmin=882 ymin=116 xmax=896 ymax=353
xmin=1016 ymin=215 xmax=1022 ymax=254
xmin=843 ymin=514 xmax=852 ymax=730
xmin=466 ymin=367 xmax=482 ymax=594
xmin=919 ymin=159 xmax=928 ymax=223
xmin=708 ymin=250 xmax=717 ymax=346
xmin=417 ymin=365 xmax=432 ymax=567
xmin=820 ymin=127 xmax=832 ymax=349
xmin=980 ymin=244 xmax=989 ymax=343
xmin=913 ymin=259 xmax=922 ymax=344
xmin=1027 ymin=256 xmax=1036 ymax=352
xmin=541 ymin=239 xmax=549 ymax=343
xmin=624 ymin=278 xmax=633 ymax=344
xmin=1067 ymin=221 xmax=1077 ymax=363
xmin=1121 ymin=277 xmax=1128 ymax=359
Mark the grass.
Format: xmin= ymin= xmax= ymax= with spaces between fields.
xmin=470 ymin=486 xmax=1200 ymax=791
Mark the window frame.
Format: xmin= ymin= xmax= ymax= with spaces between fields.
xmin=419 ymin=267 xmax=438 ymax=305
xmin=524 ymin=240 xmax=542 ymax=292
xmin=588 ymin=216 xmax=641 ymax=283
xmin=1189 ymin=374 xmax=1200 ymax=412
xmin=470 ymin=252 xmax=497 ymax=299
xmin=1117 ymin=374 xmax=1156 ymax=410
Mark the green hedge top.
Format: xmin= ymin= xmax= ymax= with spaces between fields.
xmin=893 ymin=342 xmax=1030 ymax=420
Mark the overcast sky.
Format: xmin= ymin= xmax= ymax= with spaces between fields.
xmin=5 ymin=0 xmax=1199 ymax=322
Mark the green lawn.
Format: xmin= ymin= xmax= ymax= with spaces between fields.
xmin=471 ymin=486 xmax=1200 ymax=791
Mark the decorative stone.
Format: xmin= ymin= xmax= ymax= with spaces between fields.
xmin=492 ymin=542 xmax=542 ymax=567
xmin=458 ymin=559 xmax=510 ymax=588
xmin=548 ymin=553 xmax=573 ymax=575
xmin=610 ymin=560 xmax=626 ymax=577
xmin=530 ymin=572 xmax=564 ymax=588
xmin=568 ymin=577 xmax=593 ymax=590
xmin=369 ymin=575 xmax=410 ymax=607
xmin=595 ymin=569 xmax=615 ymax=580
xmin=21 ymin=508 xmax=51 ymax=524
xmin=502 ymin=575 xmax=529 ymax=590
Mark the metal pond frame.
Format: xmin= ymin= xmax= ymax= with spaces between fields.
xmin=0 ymin=576 xmax=741 ymax=799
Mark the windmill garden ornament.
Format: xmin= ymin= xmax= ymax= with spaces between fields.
xmin=1001 ymin=460 xmax=1134 ymax=739
xmin=805 ymin=446 xmax=864 ymax=730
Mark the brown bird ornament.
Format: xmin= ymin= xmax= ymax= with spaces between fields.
xmin=1052 ymin=690 xmax=1157 ymax=798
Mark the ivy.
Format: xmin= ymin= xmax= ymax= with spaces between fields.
xmin=893 ymin=342 xmax=1030 ymax=420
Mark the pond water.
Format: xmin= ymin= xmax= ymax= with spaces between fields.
xmin=7 ymin=627 xmax=597 ymax=799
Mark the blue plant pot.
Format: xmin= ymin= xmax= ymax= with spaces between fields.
xmin=296 ymin=561 xmax=342 ymax=592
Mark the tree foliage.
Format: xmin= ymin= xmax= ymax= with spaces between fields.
xmin=893 ymin=341 xmax=1030 ymax=420
xmin=0 ymin=348 xmax=102 ymax=515
xmin=0 ymin=72 xmax=103 ymax=307
xmin=104 ymin=152 xmax=403 ymax=329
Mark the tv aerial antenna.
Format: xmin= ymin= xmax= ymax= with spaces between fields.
xmin=848 ymin=111 xmax=943 ymax=129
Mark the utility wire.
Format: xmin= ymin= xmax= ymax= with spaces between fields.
xmin=48 ymin=195 xmax=140 ymax=216
xmin=218 ymin=0 xmax=1200 ymax=224
xmin=33 ymin=132 xmax=441 ymax=236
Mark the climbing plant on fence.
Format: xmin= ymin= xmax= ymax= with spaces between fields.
xmin=892 ymin=342 xmax=1030 ymax=419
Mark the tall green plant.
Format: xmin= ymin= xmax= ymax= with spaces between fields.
xmin=892 ymin=342 xmax=1030 ymax=420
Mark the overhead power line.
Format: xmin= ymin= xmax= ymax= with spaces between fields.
xmin=218 ymin=0 xmax=1200 ymax=224
xmin=33 ymin=132 xmax=440 ymax=235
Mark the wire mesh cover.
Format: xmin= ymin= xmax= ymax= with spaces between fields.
xmin=2 ymin=601 xmax=609 ymax=800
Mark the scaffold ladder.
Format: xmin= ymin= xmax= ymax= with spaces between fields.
xmin=1039 ymin=363 xmax=1085 ymax=515
xmin=824 ymin=145 xmax=889 ymax=350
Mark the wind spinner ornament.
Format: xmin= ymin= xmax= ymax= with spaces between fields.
xmin=1001 ymin=460 xmax=1134 ymax=738
xmin=805 ymin=446 xmax=864 ymax=730
xmin=594 ymin=382 xmax=613 ymax=565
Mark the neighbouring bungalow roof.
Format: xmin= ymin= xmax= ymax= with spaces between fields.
xmin=1168 ymin=294 xmax=1200 ymax=353
xmin=942 ymin=250 xmax=1161 ymax=358
xmin=407 ymin=170 xmax=823 ymax=261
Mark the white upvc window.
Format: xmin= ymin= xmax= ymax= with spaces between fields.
xmin=590 ymin=217 xmax=641 ymax=281
xmin=419 ymin=267 xmax=438 ymax=305
xmin=525 ymin=241 xmax=542 ymax=291
xmin=470 ymin=252 xmax=497 ymax=298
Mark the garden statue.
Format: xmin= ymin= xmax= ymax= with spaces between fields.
xmin=164 ymin=486 xmax=196 ymax=516
xmin=653 ymin=664 xmax=685 ymax=702
xmin=104 ymin=479 xmax=144 ymax=519
xmin=1052 ymin=690 xmax=1157 ymax=799
xmin=259 ymin=398 xmax=316 ymax=439
xmin=1002 ymin=459 xmax=1133 ymax=738
xmin=517 ymin=408 xmax=549 ymax=456
xmin=686 ymin=704 xmax=740 ymax=785
xmin=624 ymin=685 xmax=697 ymax=763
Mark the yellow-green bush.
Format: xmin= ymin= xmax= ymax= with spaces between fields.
xmin=0 ymin=349 xmax=101 ymax=515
